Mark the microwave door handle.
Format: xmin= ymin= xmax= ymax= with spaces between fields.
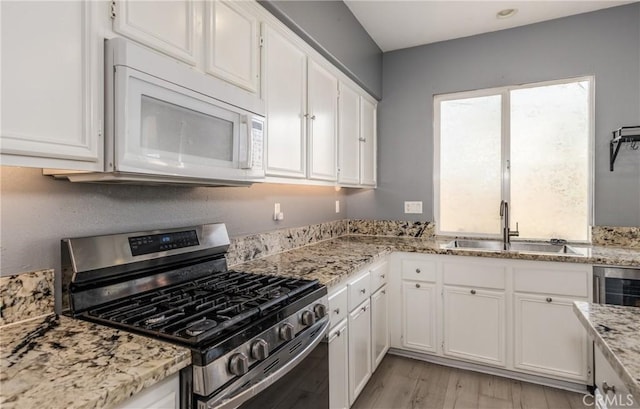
xmin=240 ymin=116 xmax=253 ymax=169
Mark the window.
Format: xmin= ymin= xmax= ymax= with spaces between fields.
xmin=434 ymin=77 xmax=593 ymax=242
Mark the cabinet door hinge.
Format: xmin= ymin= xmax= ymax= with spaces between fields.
xmin=110 ymin=1 xmax=117 ymax=19
xmin=259 ymin=36 xmax=264 ymax=48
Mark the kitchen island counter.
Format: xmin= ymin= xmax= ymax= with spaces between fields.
xmin=573 ymin=302 xmax=640 ymax=400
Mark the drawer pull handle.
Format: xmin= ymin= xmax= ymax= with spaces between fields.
xmin=546 ymin=297 xmax=552 ymax=303
xmin=416 ymin=268 xmax=421 ymax=273
xmin=360 ymin=289 xmax=366 ymax=294
xmin=602 ymin=382 xmax=616 ymax=395
xmin=470 ymin=289 xmax=476 ymax=295
xmin=381 ymin=274 xmax=385 ymax=278
xmin=337 ymin=329 xmax=341 ymax=337
xmin=415 ymin=283 xmax=421 ymax=288
xmin=334 ymin=308 xmax=340 ymax=315
xmin=382 ymin=290 xmax=386 ymax=295
xmin=361 ymin=306 xmax=368 ymax=312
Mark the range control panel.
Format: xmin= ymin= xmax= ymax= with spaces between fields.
xmin=128 ymin=230 xmax=200 ymax=256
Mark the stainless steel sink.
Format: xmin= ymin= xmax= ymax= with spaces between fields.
xmin=444 ymin=239 xmax=582 ymax=256
xmin=445 ymin=239 xmax=505 ymax=251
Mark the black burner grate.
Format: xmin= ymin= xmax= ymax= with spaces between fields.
xmin=84 ymin=270 xmax=318 ymax=344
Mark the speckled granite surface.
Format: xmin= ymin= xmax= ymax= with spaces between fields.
xmin=227 ymin=219 xmax=348 ymax=266
xmin=0 ymin=314 xmax=191 ymax=409
xmin=574 ymin=302 xmax=640 ymax=399
xmin=593 ymin=226 xmax=640 ymax=248
xmin=348 ymin=220 xmax=435 ymax=237
xmin=0 ymin=270 xmax=54 ymax=325
xmin=235 ymin=236 xmax=640 ymax=288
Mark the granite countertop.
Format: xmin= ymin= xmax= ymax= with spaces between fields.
xmin=234 ymin=235 xmax=640 ymax=288
xmin=0 ymin=314 xmax=191 ymax=409
xmin=573 ymin=302 xmax=640 ymax=399
xmin=2 ymin=233 xmax=637 ymax=408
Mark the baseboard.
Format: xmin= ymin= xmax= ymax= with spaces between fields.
xmin=387 ymin=348 xmax=590 ymax=394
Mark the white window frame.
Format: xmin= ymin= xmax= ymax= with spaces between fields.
xmin=433 ymin=76 xmax=595 ymax=243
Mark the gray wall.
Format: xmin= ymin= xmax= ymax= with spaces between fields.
xmin=259 ymin=0 xmax=382 ymax=99
xmin=0 ymin=167 xmax=345 ymax=275
xmin=347 ymin=3 xmax=640 ymax=227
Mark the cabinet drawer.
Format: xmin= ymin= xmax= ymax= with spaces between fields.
xmin=401 ymin=258 xmax=437 ymax=282
xmin=513 ymin=266 xmax=589 ymax=297
xmin=443 ymin=262 xmax=506 ymax=289
xmin=370 ymin=261 xmax=388 ymax=292
xmin=348 ymin=271 xmax=371 ymax=311
xmin=328 ymin=286 xmax=348 ymax=328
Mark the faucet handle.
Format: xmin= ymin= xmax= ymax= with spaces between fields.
xmin=510 ymin=222 xmax=520 ymax=237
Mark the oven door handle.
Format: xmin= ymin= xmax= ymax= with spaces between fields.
xmin=206 ymin=317 xmax=330 ymax=409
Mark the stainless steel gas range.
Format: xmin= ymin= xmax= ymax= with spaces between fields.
xmin=60 ymin=223 xmax=329 ymax=409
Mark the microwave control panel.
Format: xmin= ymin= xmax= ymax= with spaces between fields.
xmin=251 ymin=119 xmax=264 ymax=170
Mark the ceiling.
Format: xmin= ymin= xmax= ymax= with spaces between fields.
xmin=343 ymin=1 xmax=636 ymax=52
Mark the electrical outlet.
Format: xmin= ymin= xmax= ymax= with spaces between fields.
xmin=404 ymin=201 xmax=423 ymax=214
xmin=335 ymin=200 xmax=340 ymax=213
xmin=273 ymin=203 xmax=284 ymax=221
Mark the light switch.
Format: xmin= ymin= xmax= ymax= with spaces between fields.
xmin=335 ymin=200 xmax=340 ymax=213
xmin=404 ymin=201 xmax=423 ymax=214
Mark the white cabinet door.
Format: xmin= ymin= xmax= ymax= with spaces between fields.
xmin=113 ymin=371 xmax=179 ymax=409
xmin=337 ymin=81 xmax=360 ymax=185
xmin=514 ymin=293 xmax=589 ymax=381
xmin=307 ymin=60 xmax=338 ymax=181
xmin=402 ymin=280 xmax=438 ymax=353
xmin=264 ymin=25 xmax=307 ymax=178
xmin=328 ymin=320 xmax=349 ymax=409
xmin=443 ymin=286 xmax=506 ymax=367
xmin=348 ymin=299 xmax=371 ymax=406
xmin=1 ymin=0 xmax=102 ymax=171
xmin=204 ymin=1 xmax=259 ymax=93
xmin=371 ymin=285 xmax=389 ymax=371
xmin=359 ymin=97 xmax=377 ymax=186
xmin=112 ymin=0 xmax=197 ymax=65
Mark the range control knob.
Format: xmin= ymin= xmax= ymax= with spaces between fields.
xmin=228 ymin=352 xmax=249 ymax=376
xmin=301 ymin=310 xmax=316 ymax=326
xmin=279 ymin=323 xmax=295 ymax=341
xmin=251 ymin=339 xmax=269 ymax=361
xmin=313 ymin=303 xmax=327 ymax=319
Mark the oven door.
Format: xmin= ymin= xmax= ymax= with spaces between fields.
xmin=193 ymin=317 xmax=329 ymax=409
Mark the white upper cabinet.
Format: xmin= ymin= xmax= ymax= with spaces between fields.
xmin=359 ymin=97 xmax=377 ymax=186
xmin=264 ymin=25 xmax=307 ymax=178
xmin=338 ymin=82 xmax=378 ymax=187
xmin=112 ymin=0 xmax=197 ymax=65
xmin=337 ymin=81 xmax=361 ymax=185
xmin=308 ymin=60 xmax=338 ymax=181
xmin=0 ymin=0 xmax=103 ymax=171
xmin=204 ymin=1 xmax=259 ymax=93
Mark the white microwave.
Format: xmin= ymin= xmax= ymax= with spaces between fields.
xmin=50 ymin=38 xmax=265 ymax=186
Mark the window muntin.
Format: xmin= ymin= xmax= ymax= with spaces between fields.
xmin=434 ymin=77 xmax=593 ymax=242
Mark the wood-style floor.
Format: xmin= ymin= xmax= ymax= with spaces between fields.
xmin=351 ymin=355 xmax=589 ymax=409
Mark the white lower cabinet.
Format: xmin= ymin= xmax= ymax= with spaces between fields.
xmin=348 ymin=299 xmax=372 ymax=406
xmin=112 ymin=371 xmax=179 ymax=409
xmin=514 ymin=294 xmax=589 ymax=381
xmin=328 ymin=320 xmax=349 ymax=409
xmin=371 ymin=284 xmax=389 ymax=371
xmin=391 ymin=253 xmax=592 ymax=387
xmin=594 ymin=346 xmax=636 ymax=409
xmin=401 ymin=280 xmax=437 ymax=353
xmin=443 ymin=286 xmax=506 ymax=367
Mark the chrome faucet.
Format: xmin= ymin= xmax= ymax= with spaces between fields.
xmin=500 ymin=200 xmax=519 ymax=247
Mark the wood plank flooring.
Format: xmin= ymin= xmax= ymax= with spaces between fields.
xmin=351 ymin=355 xmax=589 ymax=409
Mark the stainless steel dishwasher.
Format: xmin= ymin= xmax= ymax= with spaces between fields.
xmin=593 ymin=266 xmax=640 ymax=307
